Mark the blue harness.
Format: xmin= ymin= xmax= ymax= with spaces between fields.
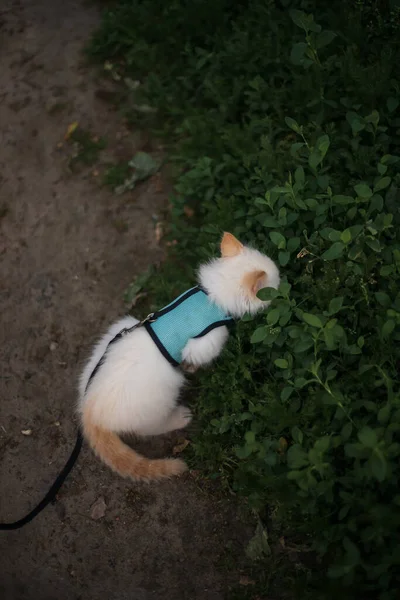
xmin=144 ymin=286 xmax=234 ymax=366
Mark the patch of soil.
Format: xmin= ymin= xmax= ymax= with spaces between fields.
xmin=0 ymin=2 xmax=253 ymax=599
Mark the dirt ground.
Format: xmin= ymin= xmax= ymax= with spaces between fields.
xmin=0 ymin=2 xmax=253 ymax=598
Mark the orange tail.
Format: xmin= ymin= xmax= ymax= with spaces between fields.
xmin=82 ymin=411 xmax=187 ymax=482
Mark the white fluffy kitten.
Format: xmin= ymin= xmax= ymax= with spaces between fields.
xmin=78 ymin=232 xmax=280 ymax=481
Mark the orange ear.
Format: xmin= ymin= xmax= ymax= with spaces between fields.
xmin=243 ymin=270 xmax=267 ymax=296
xmin=220 ymin=232 xmax=244 ymax=258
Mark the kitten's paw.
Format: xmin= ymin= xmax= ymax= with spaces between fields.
xmin=172 ymin=405 xmax=193 ymax=430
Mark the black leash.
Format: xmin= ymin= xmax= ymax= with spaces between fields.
xmin=0 ymin=316 xmax=153 ymax=531
xmin=0 ymin=430 xmax=83 ymax=530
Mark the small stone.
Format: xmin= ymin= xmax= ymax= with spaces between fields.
xmin=90 ymin=496 xmax=107 ymax=520
xmin=50 ymin=342 xmax=58 ymax=351
xmin=21 ymin=429 xmax=32 ymax=436
xmin=54 ymin=421 xmax=61 ymax=427
xmin=155 ymin=222 xmax=163 ymax=243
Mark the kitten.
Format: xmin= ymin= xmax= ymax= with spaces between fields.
xmin=78 ymin=232 xmax=280 ymax=481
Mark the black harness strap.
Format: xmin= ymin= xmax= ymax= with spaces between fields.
xmin=0 ymin=317 xmax=151 ymax=531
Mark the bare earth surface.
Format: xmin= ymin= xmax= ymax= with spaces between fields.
xmin=0 ymin=2 xmax=252 ymax=598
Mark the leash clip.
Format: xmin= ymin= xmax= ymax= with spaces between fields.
xmin=119 ymin=313 xmax=156 ymax=338
xmin=141 ymin=312 xmax=156 ymax=324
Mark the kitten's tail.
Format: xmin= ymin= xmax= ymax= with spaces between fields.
xmin=82 ymin=410 xmax=187 ymax=481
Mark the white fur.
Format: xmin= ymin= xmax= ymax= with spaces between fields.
xmin=79 ymin=316 xmax=186 ymax=435
xmin=181 ymin=325 xmax=229 ymax=367
xmin=78 ymin=240 xmax=279 ymax=438
xmin=199 ymin=246 xmax=280 ymax=318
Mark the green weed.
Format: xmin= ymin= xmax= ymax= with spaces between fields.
xmin=103 ymin=161 xmax=131 ymax=189
xmin=68 ymin=127 xmax=106 ymax=169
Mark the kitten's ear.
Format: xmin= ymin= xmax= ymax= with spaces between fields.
xmin=220 ymin=232 xmax=244 ymax=257
xmin=243 ymin=270 xmax=267 ymax=296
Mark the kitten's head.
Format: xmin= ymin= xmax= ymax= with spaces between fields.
xmin=198 ymin=232 xmax=280 ymax=318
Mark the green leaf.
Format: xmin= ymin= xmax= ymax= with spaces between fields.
xmin=275 ymin=358 xmax=288 ymax=369
xmin=346 ymin=111 xmax=365 ymax=135
xmin=341 ymin=229 xmax=352 ymax=244
xmin=294 ymin=377 xmax=308 ymax=389
xmin=343 ymin=537 xmax=360 ymax=564
xmin=290 ymin=42 xmax=312 ymax=67
xmin=316 ymin=134 xmax=330 ymax=158
xmin=358 ymin=427 xmax=377 ymax=448
xmin=382 ymin=319 xmax=395 ymax=337
xmin=328 ymin=564 xmax=353 ymax=579
xmin=245 ymin=520 xmax=271 ymax=560
xmin=257 ymin=287 xmax=279 ymax=301
xmin=289 ymin=9 xmax=311 ymax=30
xmin=314 ymin=436 xmax=330 ymax=453
xmin=267 ymin=308 xmax=280 ymax=326
xmin=387 ymin=97 xmax=399 ymax=113
xmin=333 ymin=194 xmax=355 ymax=206
xmin=303 ymin=313 xmax=323 ymax=328
xmin=380 ymin=265 xmax=393 ymax=276
xmin=338 ymin=505 xmax=350 ymax=520
xmin=320 ymin=227 xmax=338 ymax=241
xmin=293 ymin=338 xmax=314 ymax=353
xmin=365 ymin=110 xmax=380 ymax=129
xmin=279 ymin=281 xmax=291 ymax=297
xmin=316 ymin=30 xmax=336 ymax=48
xmin=341 ymin=422 xmax=353 ymax=442
xmin=271 ymin=186 xmax=289 ymax=194
xmin=270 ymin=231 xmax=286 ymax=249
xmin=321 ymin=242 xmax=345 ymax=260
xmin=354 ymin=183 xmax=373 ymax=198
xmin=378 ymin=404 xmax=391 ymax=424
xmin=250 ymin=326 xmax=268 ymax=344
xmin=328 ymin=297 xmax=344 ymax=315
xmin=368 ymin=194 xmax=384 ymax=214
xmin=278 ymin=251 xmax=290 ymax=266
xmin=292 ymin=426 xmax=303 ymax=444
xmin=281 ymin=386 xmax=294 ymax=401
xmin=365 ymin=236 xmax=381 ymax=252
xmin=305 ymin=197 xmax=318 ymax=209
xmin=373 ymin=176 xmax=391 ymax=192
xmin=285 ymin=116 xmax=301 ymax=133
xmin=287 ymin=444 xmax=309 ymax=468
xmin=294 ymin=167 xmax=305 ymax=185
xmin=129 ymin=151 xmax=160 ymax=180
xmin=287 ymin=237 xmax=300 ymax=252
xmin=324 ymin=329 xmax=335 ymax=349
xmin=377 ymin=162 xmax=387 ymax=175
xmin=309 ymin=136 xmax=330 ymax=170
xmin=291 ymin=141 xmax=306 ymax=157
xmin=370 ymin=449 xmax=387 ymax=482
xmin=245 ymin=431 xmax=256 ymax=444
xmin=259 ymin=214 xmax=280 ymax=227
xmin=375 ymin=292 xmax=390 ymax=307
xmin=235 ymin=444 xmax=253 ymax=459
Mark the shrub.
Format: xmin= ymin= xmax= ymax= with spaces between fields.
xmin=89 ymin=1 xmax=400 ymax=597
